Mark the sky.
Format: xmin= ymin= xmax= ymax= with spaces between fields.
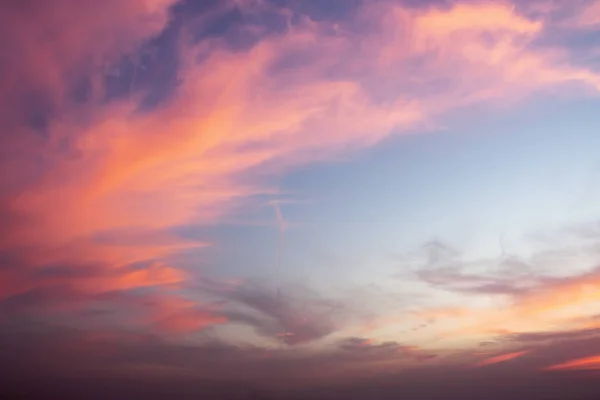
xmin=2 ymin=0 xmax=600 ymax=399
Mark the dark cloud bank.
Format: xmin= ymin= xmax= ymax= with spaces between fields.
xmin=2 ymin=322 xmax=600 ymax=399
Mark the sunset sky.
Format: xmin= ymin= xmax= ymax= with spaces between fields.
xmin=2 ymin=0 xmax=600 ymax=398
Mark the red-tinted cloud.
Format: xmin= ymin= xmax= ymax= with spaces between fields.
xmin=477 ymin=350 xmax=529 ymax=367
xmin=546 ymin=355 xmax=600 ymax=371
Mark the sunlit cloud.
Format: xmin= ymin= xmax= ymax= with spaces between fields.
xmin=406 ymin=231 xmax=600 ymax=346
xmin=545 ymin=355 xmax=600 ymax=371
xmin=476 ymin=350 xmax=529 ymax=367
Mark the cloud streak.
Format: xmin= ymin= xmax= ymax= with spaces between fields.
xmin=546 ymin=355 xmax=600 ymax=371
xmin=476 ymin=350 xmax=529 ymax=367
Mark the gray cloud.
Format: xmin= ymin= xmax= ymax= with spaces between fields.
xmin=200 ymin=280 xmax=343 ymax=345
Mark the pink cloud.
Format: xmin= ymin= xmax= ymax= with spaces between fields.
xmin=143 ymin=295 xmax=228 ymax=334
xmin=545 ymin=355 xmax=600 ymax=371
xmin=476 ymin=350 xmax=529 ymax=367
xmin=563 ymin=0 xmax=600 ymax=29
xmin=0 ymin=0 xmax=175 ymax=112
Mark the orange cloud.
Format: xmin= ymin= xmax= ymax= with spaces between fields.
xmin=516 ymin=271 xmax=600 ymax=318
xmin=476 ymin=350 xmax=529 ymax=367
xmin=407 ymin=247 xmax=600 ymax=344
xmin=414 ymin=3 xmax=542 ymax=35
xmin=0 ymin=261 xmax=186 ymax=301
xmin=152 ymin=306 xmax=227 ymax=334
xmin=545 ymin=355 xmax=600 ymax=371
